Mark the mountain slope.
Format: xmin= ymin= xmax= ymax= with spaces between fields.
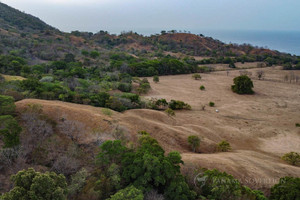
xmin=0 ymin=2 xmax=54 ymax=32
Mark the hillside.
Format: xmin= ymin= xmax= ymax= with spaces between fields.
xmin=0 ymin=2 xmax=297 ymax=64
xmin=10 ymin=68 xmax=300 ymax=193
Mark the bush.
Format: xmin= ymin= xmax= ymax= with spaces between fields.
xmin=169 ymin=100 xmax=191 ymax=110
xmin=153 ymin=75 xmax=159 ymax=83
xmin=39 ymin=76 xmax=54 ymax=82
xmin=0 ymin=95 xmax=15 ymax=115
xmin=0 ymin=115 xmax=21 ymax=148
xmin=1 ymin=168 xmax=68 ymax=200
xmin=108 ymin=186 xmax=144 ymax=200
xmin=270 ymin=177 xmax=300 ymax=200
xmin=192 ymin=74 xmax=201 ymax=80
xmin=296 ymin=123 xmax=300 ymax=127
xmin=118 ymin=82 xmax=132 ymax=92
xmin=209 ymin=102 xmax=215 ymax=107
xmin=199 ymin=85 xmax=205 ymax=90
xmin=102 ymin=108 xmax=113 ymax=116
xmin=195 ymin=169 xmax=267 ymax=200
xmin=231 ymin=75 xmax=254 ymax=94
xmin=217 ymin=140 xmax=231 ymax=152
xmin=165 ymin=108 xmax=175 ymax=117
xmin=281 ymin=152 xmax=300 ymax=166
xmin=188 ymin=135 xmax=201 ymax=152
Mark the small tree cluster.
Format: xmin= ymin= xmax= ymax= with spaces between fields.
xmin=192 ymin=74 xmax=201 ymax=80
xmin=1 ymin=168 xmax=68 ymax=200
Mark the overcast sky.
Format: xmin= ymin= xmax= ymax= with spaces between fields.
xmin=1 ymin=0 xmax=300 ymax=34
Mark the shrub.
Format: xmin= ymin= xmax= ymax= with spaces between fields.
xmin=118 ymin=82 xmax=132 ymax=92
xmin=199 ymin=85 xmax=205 ymax=90
xmin=188 ymin=135 xmax=201 ymax=152
xmin=1 ymin=168 xmax=67 ymax=200
xmin=90 ymin=50 xmax=100 ymax=59
xmin=195 ymin=169 xmax=267 ymax=200
xmin=209 ymin=102 xmax=215 ymax=107
xmin=0 ymin=115 xmax=21 ymax=148
xmin=102 ymin=108 xmax=113 ymax=116
xmin=169 ymin=100 xmax=191 ymax=110
xmin=296 ymin=123 xmax=300 ymax=127
xmin=137 ymin=78 xmax=151 ymax=94
xmin=217 ymin=140 xmax=231 ymax=152
xmin=231 ymin=75 xmax=254 ymax=94
xmin=165 ymin=108 xmax=175 ymax=117
xmin=270 ymin=177 xmax=300 ymax=200
xmin=281 ymin=152 xmax=300 ymax=166
xmin=0 ymin=95 xmax=16 ymax=115
xmin=153 ymin=75 xmax=159 ymax=83
xmin=108 ymin=186 xmax=144 ymax=200
xmin=192 ymin=74 xmax=201 ymax=80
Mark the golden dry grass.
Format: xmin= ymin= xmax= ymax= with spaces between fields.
xmin=15 ymin=67 xmax=300 ymax=190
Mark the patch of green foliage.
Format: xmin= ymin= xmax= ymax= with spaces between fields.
xmin=270 ymin=177 xmax=300 ymax=200
xmin=188 ymin=135 xmax=201 ymax=152
xmin=199 ymin=85 xmax=205 ymax=90
xmin=168 ymin=100 xmax=191 ymax=110
xmin=0 ymin=115 xmax=21 ymax=148
xmin=209 ymin=101 xmax=215 ymax=107
xmin=96 ymin=134 xmax=196 ymax=200
xmin=281 ymin=152 xmax=300 ymax=166
xmin=217 ymin=140 xmax=231 ymax=152
xmin=231 ymin=75 xmax=254 ymax=94
xmin=1 ymin=168 xmax=68 ymax=200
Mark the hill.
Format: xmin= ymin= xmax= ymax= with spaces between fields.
xmin=0 ymin=2 xmax=297 ymax=64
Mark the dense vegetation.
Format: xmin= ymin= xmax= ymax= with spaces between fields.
xmin=0 ymin=2 xmax=299 ymax=199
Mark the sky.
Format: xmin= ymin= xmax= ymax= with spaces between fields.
xmin=1 ymin=0 xmax=300 ymax=34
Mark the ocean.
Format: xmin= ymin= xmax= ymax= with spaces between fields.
xmin=137 ymin=29 xmax=300 ymax=56
xmin=191 ymin=30 xmax=300 ymax=56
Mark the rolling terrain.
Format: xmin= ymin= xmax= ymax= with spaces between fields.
xmin=14 ymin=67 xmax=300 ymax=192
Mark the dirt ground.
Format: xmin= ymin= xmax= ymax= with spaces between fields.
xmin=15 ymin=67 xmax=300 ymax=192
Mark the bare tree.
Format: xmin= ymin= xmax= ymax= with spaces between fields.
xmin=256 ymin=70 xmax=265 ymax=80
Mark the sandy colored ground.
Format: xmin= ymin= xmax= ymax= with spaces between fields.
xmin=15 ymin=67 xmax=300 ymax=191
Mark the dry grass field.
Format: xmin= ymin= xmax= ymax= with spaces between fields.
xmin=15 ymin=67 xmax=300 ymax=192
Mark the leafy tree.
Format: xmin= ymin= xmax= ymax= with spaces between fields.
xmin=0 ymin=115 xmax=21 ymax=148
xmin=217 ymin=140 xmax=231 ymax=152
xmin=281 ymin=152 xmax=300 ymax=166
xmin=231 ymin=75 xmax=254 ymax=94
xmin=270 ymin=177 xmax=300 ymax=200
xmin=153 ymin=75 xmax=159 ymax=83
xmin=108 ymin=185 xmax=144 ymax=200
xmin=188 ymin=135 xmax=200 ymax=152
xmin=195 ymin=169 xmax=267 ymax=200
xmin=0 ymin=95 xmax=15 ymax=115
xmin=199 ymin=85 xmax=205 ymax=90
xmin=68 ymin=168 xmax=89 ymax=198
xmin=1 ymin=168 xmax=67 ymax=200
xmin=209 ymin=102 xmax=215 ymax=107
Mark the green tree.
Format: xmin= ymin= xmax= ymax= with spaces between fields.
xmin=281 ymin=152 xmax=300 ymax=166
xmin=0 ymin=115 xmax=21 ymax=148
xmin=0 ymin=95 xmax=15 ymax=115
xmin=217 ymin=140 xmax=231 ymax=152
xmin=108 ymin=186 xmax=143 ymax=200
xmin=231 ymin=75 xmax=254 ymax=94
xmin=165 ymin=108 xmax=175 ymax=116
xmin=153 ymin=75 xmax=159 ymax=83
xmin=270 ymin=177 xmax=300 ymax=200
xmin=188 ymin=135 xmax=200 ymax=152
xmin=1 ymin=168 xmax=67 ymax=200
